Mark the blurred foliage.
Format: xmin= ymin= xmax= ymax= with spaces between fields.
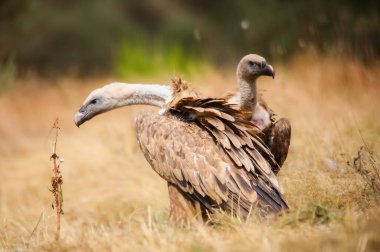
xmin=0 ymin=57 xmax=17 ymax=92
xmin=115 ymin=39 xmax=206 ymax=78
xmin=0 ymin=0 xmax=379 ymax=77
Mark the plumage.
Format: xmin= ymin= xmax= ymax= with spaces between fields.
xmin=74 ymin=78 xmax=288 ymax=222
xmin=226 ymin=54 xmax=292 ymax=172
xmin=262 ymin=118 xmax=292 ymax=171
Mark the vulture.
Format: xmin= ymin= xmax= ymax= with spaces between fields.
xmin=225 ymin=54 xmax=291 ymax=174
xmin=74 ymin=78 xmax=288 ymax=222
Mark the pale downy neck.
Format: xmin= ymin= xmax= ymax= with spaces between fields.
xmin=111 ymin=83 xmax=172 ymax=108
xmin=237 ymin=77 xmax=258 ymax=111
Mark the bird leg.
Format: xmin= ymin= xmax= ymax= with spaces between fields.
xmin=263 ymin=118 xmax=291 ymax=174
xmin=167 ymin=183 xmax=204 ymax=224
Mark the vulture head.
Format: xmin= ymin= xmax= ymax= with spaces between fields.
xmin=237 ymin=54 xmax=275 ymax=82
xmin=74 ymin=82 xmax=171 ymax=127
xmin=74 ymin=82 xmax=126 ymax=127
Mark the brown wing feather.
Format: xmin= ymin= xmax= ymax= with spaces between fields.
xmin=136 ymin=112 xmax=287 ymax=218
xmin=136 ymin=111 xmax=287 ymax=217
xmin=264 ymin=118 xmax=292 ymax=172
xmin=225 ymin=89 xmax=291 ymax=173
xmin=135 ymin=78 xmax=288 ymax=218
xmin=168 ymin=96 xmax=282 ymax=193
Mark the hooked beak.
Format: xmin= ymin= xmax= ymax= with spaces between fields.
xmin=74 ymin=112 xmax=84 ymax=127
xmin=74 ymin=105 xmax=90 ymax=127
xmin=262 ymin=64 xmax=275 ymax=79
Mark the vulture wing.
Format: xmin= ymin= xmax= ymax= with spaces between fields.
xmin=135 ymin=81 xmax=288 ymax=217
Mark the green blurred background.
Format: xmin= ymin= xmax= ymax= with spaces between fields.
xmin=0 ymin=0 xmax=379 ymax=79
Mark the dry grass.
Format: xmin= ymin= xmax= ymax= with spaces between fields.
xmin=1 ymin=53 xmax=380 ymax=251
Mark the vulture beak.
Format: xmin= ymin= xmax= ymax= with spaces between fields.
xmin=74 ymin=105 xmax=88 ymax=127
xmin=262 ymin=63 xmax=275 ymax=79
xmin=74 ymin=112 xmax=84 ymax=128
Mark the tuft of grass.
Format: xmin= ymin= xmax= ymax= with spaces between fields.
xmin=280 ymin=204 xmax=342 ymax=227
xmin=348 ymin=146 xmax=380 ymax=205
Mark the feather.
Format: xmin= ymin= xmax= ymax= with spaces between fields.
xmin=223 ymin=130 xmax=242 ymax=148
xmin=204 ymin=117 xmax=225 ymax=131
xmin=210 ymin=128 xmax=232 ymax=149
xmin=133 ymin=78 xmax=288 ymax=220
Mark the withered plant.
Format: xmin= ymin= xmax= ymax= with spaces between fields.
xmin=50 ymin=118 xmax=64 ymax=241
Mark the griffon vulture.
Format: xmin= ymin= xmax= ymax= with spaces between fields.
xmin=225 ymin=54 xmax=291 ymax=173
xmin=74 ymin=78 xmax=288 ymax=222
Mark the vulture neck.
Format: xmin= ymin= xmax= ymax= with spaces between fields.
xmin=115 ymin=83 xmax=171 ymax=108
xmin=237 ymin=77 xmax=258 ymax=111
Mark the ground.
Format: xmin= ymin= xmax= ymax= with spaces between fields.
xmin=1 ymin=53 xmax=380 ymax=251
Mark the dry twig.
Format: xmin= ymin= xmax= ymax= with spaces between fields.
xmin=50 ymin=118 xmax=64 ymax=241
xmin=348 ymin=145 xmax=380 ymax=204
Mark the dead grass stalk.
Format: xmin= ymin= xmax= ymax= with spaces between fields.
xmin=49 ymin=118 xmax=64 ymax=241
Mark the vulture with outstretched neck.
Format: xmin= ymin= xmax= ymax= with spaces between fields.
xmin=226 ymin=54 xmax=291 ymax=173
xmin=75 ymin=78 xmax=288 ymax=222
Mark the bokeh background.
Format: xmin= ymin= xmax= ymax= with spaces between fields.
xmin=1 ymin=1 xmax=380 ymax=251
xmin=1 ymin=0 xmax=379 ymax=79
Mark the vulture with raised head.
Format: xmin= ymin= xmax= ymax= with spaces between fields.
xmin=226 ymin=54 xmax=291 ymax=174
xmin=75 ymin=78 xmax=288 ymax=222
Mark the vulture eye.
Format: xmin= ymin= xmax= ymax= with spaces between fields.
xmin=248 ymin=61 xmax=257 ymax=67
xmin=89 ymin=98 xmax=98 ymax=105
